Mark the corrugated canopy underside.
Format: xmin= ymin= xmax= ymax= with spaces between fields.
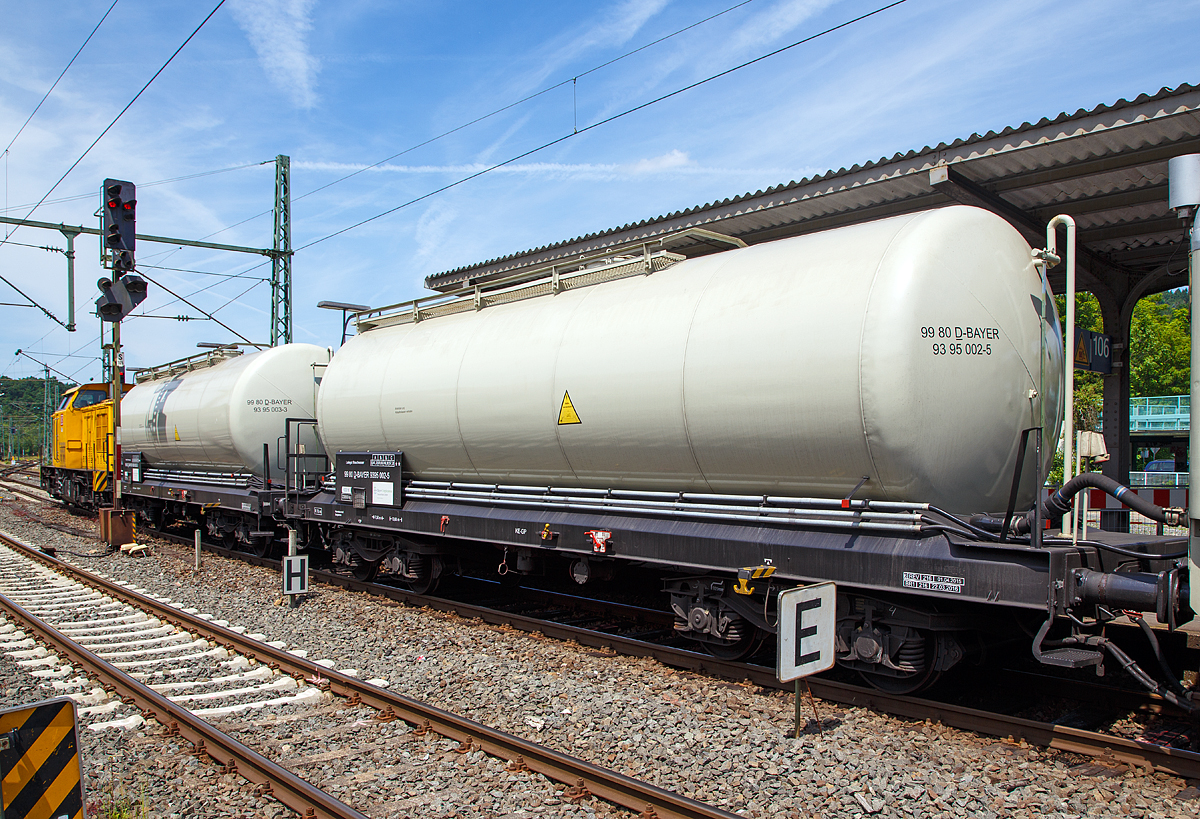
xmin=426 ymin=83 xmax=1200 ymax=298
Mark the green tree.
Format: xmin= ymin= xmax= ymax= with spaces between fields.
xmin=1129 ymin=290 xmax=1190 ymax=397
xmin=0 ymin=375 xmax=74 ymax=459
xmin=1055 ymin=292 xmax=1104 ymax=432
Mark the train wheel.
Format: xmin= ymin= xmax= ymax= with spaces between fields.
xmin=248 ymin=538 xmax=272 ymax=558
xmin=400 ymin=569 xmax=439 ymax=595
xmin=701 ymin=631 xmax=763 ymax=662
xmin=857 ymin=631 xmax=943 ymax=694
xmin=397 ymin=554 xmax=441 ymax=595
xmin=351 ymin=559 xmax=380 ymax=582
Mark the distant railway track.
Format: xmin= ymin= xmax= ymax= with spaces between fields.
xmin=0 ymin=477 xmax=51 ymax=505
xmin=0 ymin=530 xmax=745 ymax=819
xmin=141 ymin=526 xmax=1200 ymax=781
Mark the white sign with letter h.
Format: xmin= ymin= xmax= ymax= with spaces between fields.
xmin=282 ymin=554 xmax=309 ymax=596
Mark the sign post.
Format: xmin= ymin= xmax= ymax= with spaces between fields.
xmin=285 ymin=528 xmax=302 ymax=609
xmin=282 ymin=532 xmax=307 ymax=606
xmin=777 ymin=583 xmax=837 ymax=737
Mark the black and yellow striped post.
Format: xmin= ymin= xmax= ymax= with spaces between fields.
xmin=0 ymin=697 xmax=85 ymax=819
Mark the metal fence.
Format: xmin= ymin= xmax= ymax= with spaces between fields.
xmin=1130 ymin=395 xmax=1190 ymax=431
xmin=1127 ymin=471 xmax=1188 ymax=487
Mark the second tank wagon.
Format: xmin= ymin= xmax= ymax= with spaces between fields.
xmin=94 ymin=204 xmax=1193 ymax=697
xmin=317 ymin=206 xmax=1063 ymax=515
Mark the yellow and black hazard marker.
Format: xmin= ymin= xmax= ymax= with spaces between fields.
xmin=0 ymin=697 xmax=85 ymax=819
xmin=735 ymin=564 xmax=776 ymax=595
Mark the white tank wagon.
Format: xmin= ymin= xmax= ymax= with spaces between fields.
xmin=122 ymin=343 xmax=330 ymax=477
xmin=99 ymin=205 xmax=1195 ymax=697
xmin=318 ymin=205 xmax=1064 ymax=515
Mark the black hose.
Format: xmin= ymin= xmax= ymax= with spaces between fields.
xmin=1101 ymin=638 xmax=1195 ymax=713
xmin=1010 ymin=473 xmax=1183 ymax=537
xmin=1133 ymin=616 xmax=1189 ymax=697
xmin=927 ymin=506 xmax=1001 ymax=541
xmin=1046 ymin=473 xmax=1172 ymax=522
xmin=1048 ymin=537 xmax=1187 ymax=561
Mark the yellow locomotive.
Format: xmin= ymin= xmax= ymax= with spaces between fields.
xmin=41 ymin=382 xmax=131 ymax=509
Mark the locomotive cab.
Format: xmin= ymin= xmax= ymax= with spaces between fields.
xmin=41 ymin=382 xmax=133 ymax=509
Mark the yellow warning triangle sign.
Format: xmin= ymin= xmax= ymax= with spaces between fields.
xmin=1074 ymin=334 xmax=1090 ymax=367
xmin=558 ymin=391 xmax=581 ymax=425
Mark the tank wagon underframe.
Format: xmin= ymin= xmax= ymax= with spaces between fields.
xmin=121 ymin=463 xmax=1179 ymax=691
xmin=301 ymin=494 xmax=1067 ymax=611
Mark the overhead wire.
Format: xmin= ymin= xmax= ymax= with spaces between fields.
xmin=137 ymin=262 xmax=269 ymax=281
xmin=0 ymin=0 xmax=227 ymax=331
xmin=2 ymin=0 xmax=120 ymax=229
xmin=134 ymin=271 xmax=260 ymax=348
xmin=0 ymin=160 xmax=270 ymax=214
xmin=199 ymin=0 xmax=762 ymax=241
xmin=298 ymin=0 xmax=906 ymax=252
xmin=0 ymin=0 xmax=226 ymax=253
xmin=3 ymin=1 xmax=780 ymax=351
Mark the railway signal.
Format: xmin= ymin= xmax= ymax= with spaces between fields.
xmin=95 ymin=274 xmax=148 ymax=322
xmin=101 ymin=178 xmax=136 ymax=272
xmin=96 ymin=179 xmax=144 ymax=527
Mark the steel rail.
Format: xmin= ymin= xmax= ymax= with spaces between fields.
xmin=0 ymin=590 xmax=370 ymax=819
xmin=0 ymin=481 xmax=52 ymax=505
xmin=1 ymin=532 xmax=741 ymax=819
xmin=152 ymin=533 xmax=1200 ymax=781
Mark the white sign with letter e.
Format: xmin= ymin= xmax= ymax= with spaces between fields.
xmin=282 ymin=554 xmax=309 ymax=596
xmin=777 ymin=582 xmax=836 ymax=682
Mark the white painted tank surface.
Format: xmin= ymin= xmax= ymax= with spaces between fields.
xmin=317 ymin=206 xmax=1064 ymax=514
xmin=122 ymin=344 xmax=330 ymax=476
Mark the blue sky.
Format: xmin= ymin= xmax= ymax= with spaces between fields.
xmin=0 ymin=0 xmax=1197 ymax=383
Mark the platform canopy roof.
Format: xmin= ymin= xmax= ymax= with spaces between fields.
xmin=427 ymin=83 xmax=1200 ymax=303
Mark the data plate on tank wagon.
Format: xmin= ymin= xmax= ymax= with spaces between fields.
xmin=122 ymin=451 xmax=145 ymax=485
xmin=335 ymin=451 xmax=403 ymax=509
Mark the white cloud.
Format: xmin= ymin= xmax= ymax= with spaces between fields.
xmin=517 ymin=0 xmax=671 ymax=91
xmin=722 ymin=0 xmax=841 ymax=57
xmin=229 ymin=0 xmax=320 ymax=109
xmin=414 ymin=203 xmax=458 ymax=259
xmin=293 ymin=150 xmax=805 ymax=181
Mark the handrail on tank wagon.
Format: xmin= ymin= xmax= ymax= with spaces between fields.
xmin=132 ymin=346 xmax=244 ymax=383
xmin=282 ymin=417 xmax=327 ymax=515
xmin=354 ymin=227 xmax=746 ymax=333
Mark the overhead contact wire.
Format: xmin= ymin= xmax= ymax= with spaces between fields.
xmin=0 ymin=0 xmax=227 ymax=254
xmin=298 ymin=0 xmax=906 ymax=251
xmin=200 ymin=0 xmax=761 ymax=240
xmin=135 ymin=271 xmax=260 ymax=348
xmin=1 ymin=0 xmax=120 ymax=158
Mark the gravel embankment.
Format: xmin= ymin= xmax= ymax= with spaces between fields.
xmin=2 ymin=497 xmax=1198 ymax=819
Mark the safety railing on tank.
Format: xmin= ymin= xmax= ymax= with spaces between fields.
xmin=133 ymin=347 xmax=244 ymax=384
xmin=354 ymin=227 xmax=747 ymax=333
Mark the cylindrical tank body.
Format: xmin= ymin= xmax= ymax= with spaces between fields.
xmin=122 ymin=344 xmax=330 ymax=476
xmin=317 ymin=206 xmax=1064 ymax=514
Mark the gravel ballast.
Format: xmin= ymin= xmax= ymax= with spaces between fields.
xmin=2 ymin=497 xmax=1198 ymax=818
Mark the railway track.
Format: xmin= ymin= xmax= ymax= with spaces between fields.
xmin=140 ymin=526 xmax=1200 ymax=782
xmin=0 ymin=476 xmax=52 ymax=505
xmin=0 ymin=529 xmax=744 ymax=819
